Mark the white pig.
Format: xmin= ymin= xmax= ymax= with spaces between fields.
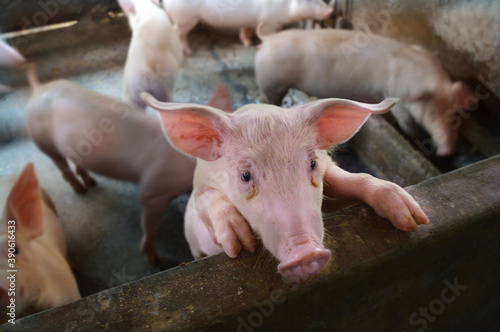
xmin=0 ymin=38 xmax=25 ymax=68
xmin=0 ymin=38 xmax=26 ymax=93
xmin=22 ymin=63 xmax=206 ymax=265
xmin=119 ymin=0 xmax=183 ymax=109
xmin=158 ymin=0 xmax=333 ymax=55
xmin=142 ymin=94 xmax=429 ymax=281
xmin=0 ymin=163 xmax=80 ymax=321
xmin=255 ymin=29 xmax=478 ymax=156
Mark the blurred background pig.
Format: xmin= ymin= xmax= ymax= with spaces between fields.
xmin=0 ymin=38 xmax=25 ymax=93
xmin=118 ymin=0 xmax=183 ymax=109
xmin=0 ymin=163 xmax=80 ymax=321
xmin=157 ymin=0 xmax=333 ymax=54
xmin=22 ymin=63 xmax=196 ymax=265
xmin=143 ymin=94 xmax=428 ymax=281
xmin=255 ymin=29 xmax=478 ymax=156
xmin=0 ymin=38 xmax=24 ymax=68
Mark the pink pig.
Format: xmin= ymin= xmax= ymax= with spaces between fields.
xmin=142 ymin=94 xmax=429 ymax=281
xmin=0 ymin=38 xmax=25 ymax=68
xmin=0 ymin=163 xmax=80 ymax=321
xmin=157 ymin=0 xmax=333 ymax=55
xmin=119 ymin=0 xmax=183 ymax=109
xmin=22 ymin=63 xmax=207 ymax=265
xmin=0 ymin=38 xmax=26 ymax=93
xmin=255 ymin=29 xmax=478 ymax=156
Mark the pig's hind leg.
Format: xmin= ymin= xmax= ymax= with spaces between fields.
xmin=76 ymin=165 xmax=97 ymax=188
xmin=174 ymin=20 xmax=198 ymax=55
xmin=139 ymin=189 xmax=176 ymax=266
xmin=239 ymin=28 xmax=254 ymax=47
xmin=38 ymin=145 xmax=87 ymax=194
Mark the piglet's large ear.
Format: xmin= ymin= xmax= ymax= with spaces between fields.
xmin=6 ymin=163 xmax=44 ymax=240
xmin=117 ymin=0 xmax=136 ymax=16
xmin=302 ymin=98 xmax=397 ymax=149
xmin=142 ymin=93 xmax=231 ymax=161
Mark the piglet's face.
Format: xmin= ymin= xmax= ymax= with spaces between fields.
xmin=143 ymin=93 xmax=396 ymax=280
xmin=220 ymin=107 xmax=331 ymax=280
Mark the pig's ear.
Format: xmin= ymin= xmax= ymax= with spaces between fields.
xmin=207 ymin=85 xmax=234 ymax=113
xmin=451 ymin=81 xmax=478 ymax=111
xmin=6 ymin=163 xmax=44 ymax=240
xmin=142 ymin=93 xmax=231 ymax=161
xmin=303 ymin=98 xmax=397 ymax=149
xmin=117 ymin=0 xmax=135 ymax=16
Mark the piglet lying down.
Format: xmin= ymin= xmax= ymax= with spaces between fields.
xmin=142 ymin=94 xmax=429 ymax=281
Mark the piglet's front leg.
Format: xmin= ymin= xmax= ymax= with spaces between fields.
xmin=323 ymin=163 xmax=429 ymax=231
xmin=239 ymin=28 xmax=254 ymax=47
xmin=197 ymin=189 xmax=257 ymax=258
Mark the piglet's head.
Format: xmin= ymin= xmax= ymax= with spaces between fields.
xmin=143 ymin=93 xmax=396 ymax=280
xmin=1 ymin=164 xmax=45 ymax=315
xmin=0 ymin=163 xmax=80 ymax=318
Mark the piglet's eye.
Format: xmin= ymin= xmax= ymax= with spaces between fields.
xmin=240 ymin=171 xmax=252 ymax=183
xmin=310 ymin=159 xmax=317 ymax=171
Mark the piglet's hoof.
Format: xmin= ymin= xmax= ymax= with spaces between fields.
xmin=73 ymin=184 xmax=87 ymax=195
xmin=85 ymin=177 xmax=98 ymax=188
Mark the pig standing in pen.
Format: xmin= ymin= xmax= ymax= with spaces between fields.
xmin=22 ymin=65 xmax=228 ymax=265
xmin=157 ymin=0 xmax=333 ymax=54
xmin=255 ymin=28 xmax=478 ymax=156
xmin=0 ymin=163 xmax=80 ymax=321
xmin=142 ymin=93 xmax=429 ymax=281
xmin=0 ymin=38 xmax=25 ymax=93
xmin=118 ymin=0 xmax=183 ymax=109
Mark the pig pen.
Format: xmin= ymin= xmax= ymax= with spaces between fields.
xmin=1 ymin=0 xmax=499 ymax=331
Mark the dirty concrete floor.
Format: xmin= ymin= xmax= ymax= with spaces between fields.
xmin=0 ymin=16 xmax=372 ymax=297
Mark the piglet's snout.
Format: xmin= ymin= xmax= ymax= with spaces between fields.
xmin=277 ymin=234 xmax=331 ymax=281
xmin=322 ymin=7 xmax=334 ymax=19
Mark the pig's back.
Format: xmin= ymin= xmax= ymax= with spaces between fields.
xmin=279 ymin=29 xmax=387 ymax=100
xmin=28 ymin=81 xmax=148 ymax=181
xmin=167 ymin=0 xmax=261 ymax=28
xmin=293 ymin=29 xmax=446 ymax=101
